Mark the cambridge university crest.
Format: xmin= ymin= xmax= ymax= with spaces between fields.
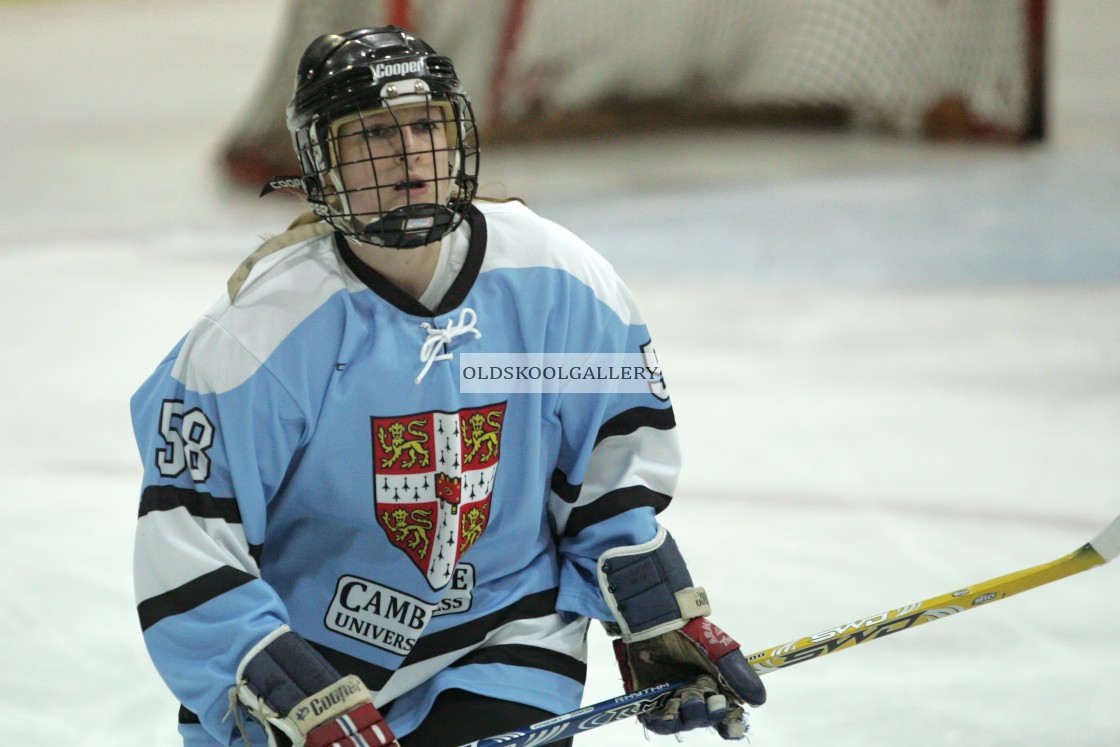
xmin=372 ymin=403 xmax=505 ymax=589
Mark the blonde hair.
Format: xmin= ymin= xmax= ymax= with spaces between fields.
xmin=286 ymin=210 xmax=322 ymax=230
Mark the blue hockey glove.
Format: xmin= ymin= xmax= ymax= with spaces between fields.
xmin=598 ymin=529 xmax=766 ymax=740
xmin=232 ymin=626 xmax=398 ymax=747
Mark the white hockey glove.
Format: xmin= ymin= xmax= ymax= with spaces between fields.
xmin=598 ymin=529 xmax=766 ymax=740
xmin=232 ymin=626 xmax=398 ymax=747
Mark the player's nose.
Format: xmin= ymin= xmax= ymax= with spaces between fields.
xmin=396 ymin=126 xmax=427 ymax=159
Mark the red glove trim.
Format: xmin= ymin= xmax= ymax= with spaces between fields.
xmin=680 ymin=617 xmax=741 ymax=660
xmin=612 ymin=638 xmax=637 ymax=694
xmin=306 ymin=702 xmax=396 ymax=747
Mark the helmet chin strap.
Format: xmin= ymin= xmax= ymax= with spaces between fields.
xmin=360 ymin=203 xmax=457 ymax=248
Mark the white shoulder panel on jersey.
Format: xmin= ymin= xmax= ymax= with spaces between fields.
xmin=171 ymin=229 xmax=365 ymax=395
xmin=475 ymin=200 xmax=645 ymax=326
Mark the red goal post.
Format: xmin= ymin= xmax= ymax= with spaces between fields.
xmin=220 ymin=0 xmax=1046 ymax=186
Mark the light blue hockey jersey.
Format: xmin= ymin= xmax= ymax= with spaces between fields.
xmin=131 ymin=200 xmax=680 ymax=745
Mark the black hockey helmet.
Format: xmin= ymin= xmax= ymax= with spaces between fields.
xmin=286 ymin=26 xmax=479 ymax=248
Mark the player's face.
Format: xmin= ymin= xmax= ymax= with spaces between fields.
xmin=333 ymin=104 xmax=455 ymax=225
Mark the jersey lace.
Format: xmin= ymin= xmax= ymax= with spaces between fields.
xmin=416 ymin=307 xmax=481 ymax=384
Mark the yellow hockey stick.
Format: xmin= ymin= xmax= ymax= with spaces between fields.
xmin=464 ymin=514 xmax=1118 ymax=747
xmin=747 ymin=511 xmax=1120 ymax=673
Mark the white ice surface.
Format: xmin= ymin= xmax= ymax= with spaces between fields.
xmin=1 ymin=1 xmax=1118 ymax=746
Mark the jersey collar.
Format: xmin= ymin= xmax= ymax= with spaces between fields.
xmin=335 ymin=204 xmax=487 ymax=318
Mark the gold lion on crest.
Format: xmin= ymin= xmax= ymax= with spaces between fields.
xmin=382 ymin=507 xmax=434 ymax=558
xmin=463 ymin=410 xmax=502 ymax=464
xmin=377 ymin=418 xmax=431 ymax=469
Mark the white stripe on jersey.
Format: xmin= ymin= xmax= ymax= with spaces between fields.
xmin=549 ymin=425 xmax=680 ymax=531
xmin=134 ymin=507 xmax=258 ymax=603
xmin=372 ymin=611 xmax=587 ymax=706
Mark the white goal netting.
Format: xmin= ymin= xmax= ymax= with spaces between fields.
xmin=221 ymin=0 xmax=1045 ymax=184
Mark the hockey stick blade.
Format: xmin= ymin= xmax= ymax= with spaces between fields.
xmin=460 ymin=512 xmax=1119 ymax=747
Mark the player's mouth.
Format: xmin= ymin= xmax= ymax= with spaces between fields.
xmin=395 ymin=179 xmax=430 ymax=196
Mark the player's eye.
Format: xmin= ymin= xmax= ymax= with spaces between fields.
xmin=361 ymin=125 xmax=396 ymax=139
xmin=411 ymin=119 xmax=440 ymax=133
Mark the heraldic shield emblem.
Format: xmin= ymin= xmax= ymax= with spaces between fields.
xmin=372 ymin=403 xmax=505 ymax=589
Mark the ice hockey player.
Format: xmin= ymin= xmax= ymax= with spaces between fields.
xmin=131 ymin=25 xmax=765 ymax=746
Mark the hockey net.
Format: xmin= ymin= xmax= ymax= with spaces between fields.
xmin=221 ymin=0 xmax=1046 ymax=185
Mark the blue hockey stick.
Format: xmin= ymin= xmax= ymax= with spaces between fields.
xmin=457 ymin=512 xmax=1120 ymax=747
xmin=457 ymin=681 xmax=683 ymax=747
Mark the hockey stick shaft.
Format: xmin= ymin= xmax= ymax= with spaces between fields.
xmin=747 ymin=511 xmax=1119 ymax=672
xmin=460 ymin=512 xmax=1119 ymax=747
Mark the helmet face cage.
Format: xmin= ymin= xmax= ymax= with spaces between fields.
xmin=288 ymin=28 xmax=480 ymax=248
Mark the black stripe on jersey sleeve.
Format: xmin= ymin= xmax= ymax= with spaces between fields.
xmin=594 ymin=405 xmax=676 ymax=447
xmin=138 ymin=484 xmax=243 ymax=523
xmin=551 ymin=406 xmax=675 ymax=505
xmin=177 ymin=706 xmax=200 ymax=724
xmin=550 ymin=469 xmax=581 ymax=504
xmin=448 ymin=643 xmax=587 ymax=684
xmin=137 ymin=566 xmax=257 ymax=632
xmin=139 ymin=485 xmax=263 ymax=561
xmin=562 ymin=485 xmax=672 ymax=538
